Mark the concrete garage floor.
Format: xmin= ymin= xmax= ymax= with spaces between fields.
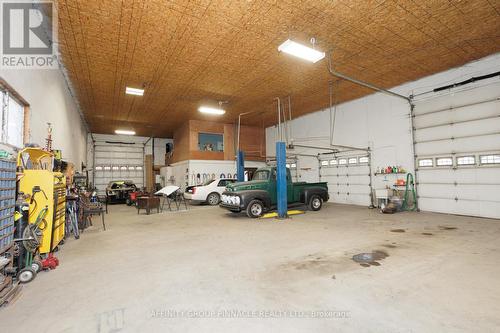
xmin=1 ymin=203 xmax=499 ymax=332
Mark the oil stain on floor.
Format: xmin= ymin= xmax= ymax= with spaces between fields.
xmin=439 ymin=226 xmax=458 ymax=230
xmin=352 ymin=250 xmax=389 ymax=267
xmin=390 ymin=229 xmax=406 ymax=233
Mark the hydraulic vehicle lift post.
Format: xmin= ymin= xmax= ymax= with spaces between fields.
xmin=237 ymin=150 xmax=245 ymax=182
xmin=275 ymin=97 xmax=288 ymax=219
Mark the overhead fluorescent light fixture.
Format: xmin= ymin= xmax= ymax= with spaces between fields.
xmin=278 ymin=39 xmax=325 ymax=63
xmin=125 ymin=87 xmax=144 ymax=96
xmin=115 ymin=129 xmax=136 ymax=135
xmin=198 ymin=106 xmax=226 ymax=115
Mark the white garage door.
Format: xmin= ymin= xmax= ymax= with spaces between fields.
xmin=93 ymin=143 xmax=144 ymax=195
xmin=413 ymin=79 xmax=500 ymax=219
xmin=319 ymin=154 xmax=372 ymax=206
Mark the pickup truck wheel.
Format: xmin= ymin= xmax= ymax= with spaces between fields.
xmin=247 ymin=200 xmax=264 ymax=218
xmin=207 ymin=193 xmax=220 ymax=205
xmin=309 ymin=195 xmax=323 ymax=211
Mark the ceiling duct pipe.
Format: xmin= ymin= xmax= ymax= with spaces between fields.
xmin=293 ymin=143 xmax=369 ymax=152
xmin=329 ymin=81 xmax=336 ymax=146
xmin=287 ymin=95 xmax=293 ymax=148
xmin=281 ymin=99 xmax=289 ymax=145
xmin=327 ymin=52 xmax=410 ymax=103
xmin=274 ymin=97 xmax=282 ymax=142
xmin=237 ymin=111 xmax=255 ymax=152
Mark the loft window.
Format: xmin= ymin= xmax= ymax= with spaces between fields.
xmin=418 ymin=159 xmax=433 ymax=167
xmin=290 ymin=163 xmax=296 ymax=168
xmin=338 ymin=158 xmax=347 ymax=165
xmin=348 ymin=157 xmax=357 ymax=164
xmin=330 ymin=159 xmax=337 ymax=165
xmin=198 ymin=133 xmax=223 ymax=152
xmin=321 ymin=160 xmax=329 ymax=166
xmin=436 ymin=157 xmax=453 ymax=166
xmin=456 ymin=156 xmax=475 ymax=166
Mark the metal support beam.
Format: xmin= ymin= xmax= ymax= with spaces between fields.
xmin=327 ymin=52 xmax=411 ymax=103
xmin=292 ymin=143 xmax=369 ymax=152
xmin=237 ymin=111 xmax=254 ymax=152
xmin=276 ymin=141 xmax=287 ymax=219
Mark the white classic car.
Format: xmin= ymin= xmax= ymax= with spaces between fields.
xmin=184 ymin=178 xmax=236 ymax=205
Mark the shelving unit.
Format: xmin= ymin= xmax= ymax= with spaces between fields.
xmin=373 ymin=172 xmax=406 ymax=176
xmin=0 ymin=158 xmax=17 ymax=304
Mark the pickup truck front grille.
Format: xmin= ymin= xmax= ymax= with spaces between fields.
xmin=221 ymin=194 xmax=240 ymax=206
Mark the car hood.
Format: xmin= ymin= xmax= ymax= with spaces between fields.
xmin=225 ymin=180 xmax=267 ymax=192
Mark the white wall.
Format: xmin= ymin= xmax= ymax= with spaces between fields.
xmin=0 ymin=68 xmax=87 ymax=168
xmin=266 ymin=53 xmax=500 ymax=214
xmin=144 ymin=137 xmax=174 ymax=166
xmin=166 ymin=160 xmax=266 ymax=190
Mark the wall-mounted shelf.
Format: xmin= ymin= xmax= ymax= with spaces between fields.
xmin=374 ymin=172 xmax=406 ymax=176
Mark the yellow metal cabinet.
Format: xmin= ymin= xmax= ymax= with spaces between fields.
xmin=18 ymin=170 xmax=66 ymax=254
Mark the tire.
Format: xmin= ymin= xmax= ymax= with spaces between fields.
xmin=32 ymin=260 xmax=43 ymax=273
xmin=126 ymin=198 xmax=132 ymax=206
xmin=309 ymin=195 xmax=323 ymax=211
xmin=17 ymin=267 xmax=36 ymax=283
xmin=246 ymin=200 xmax=264 ymax=218
xmin=206 ymin=193 xmax=220 ymax=206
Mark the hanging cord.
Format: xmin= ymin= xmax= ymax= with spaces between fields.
xmin=23 ymin=206 xmax=49 ymax=252
xmin=402 ymin=173 xmax=417 ymax=211
xmin=329 ymin=81 xmax=338 ymax=145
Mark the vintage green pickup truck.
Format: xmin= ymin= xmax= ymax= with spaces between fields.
xmin=220 ymin=166 xmax=329 ymax=218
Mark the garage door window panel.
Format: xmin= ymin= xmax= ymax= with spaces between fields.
xmin=436 ymin=157 xmax=453 ymax=167
xmin=480 ymin=154 xmax=500 ymax=165
xmin=456 ymin=156 xmax=476 ymax=166
xmin=418 ymin=159 xmax=433 ymax=167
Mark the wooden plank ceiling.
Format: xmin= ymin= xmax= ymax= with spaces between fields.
xmin=58 ymin=0 xmax=500 ymax=137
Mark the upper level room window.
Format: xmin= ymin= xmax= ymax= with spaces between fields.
xmin=198 ymin=132 xmax=223 ymax=152
xmin=0 ymin=78 xmax=29 ymax=148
